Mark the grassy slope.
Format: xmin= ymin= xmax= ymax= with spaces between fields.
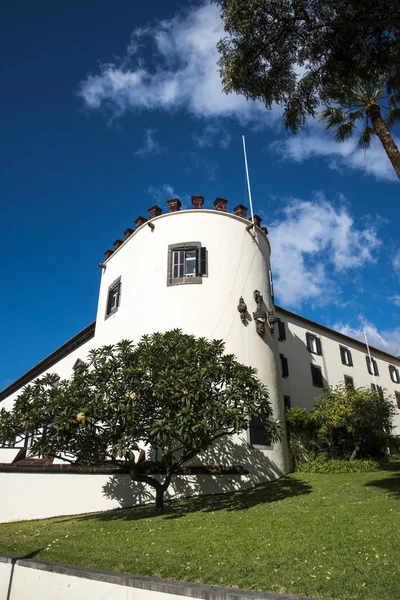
xmin=0 ymin=466 xmax=399 ymax=600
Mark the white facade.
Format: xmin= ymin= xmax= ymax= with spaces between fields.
xmin=276 ymin=307 xmax=400 ymax=431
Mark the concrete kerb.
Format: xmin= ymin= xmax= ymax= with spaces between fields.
xmin=0 ymin=554 xmax=332 ymax=600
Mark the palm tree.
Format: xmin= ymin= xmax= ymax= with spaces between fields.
xmin=320 ymin=78 xmax=400 ymax=179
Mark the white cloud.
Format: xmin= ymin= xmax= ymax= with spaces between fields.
xmin=271 ymin=127 xmax=399 ymax=182
xmin=78 ymin=3 xmax=274 ymax=124
xmin=148 ymin=184 xmax=191 ymax=209
xmin=392 ymin=249 xmax=400 ymax=275
xmin=192 ymin=124 xmax=232 ymax=149
xmin=269 ymin=194 xmax=381 ymax=307
xmin=334 ymin=319 xmax=400 ymax=357
xmin=134 ymin=129 xmax=165 ymax=158
xmin=389 ymin=294 xmax=400 ymax=307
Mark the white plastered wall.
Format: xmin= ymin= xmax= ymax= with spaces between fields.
xmin=276 ymin=308 xmax=400 ymax=432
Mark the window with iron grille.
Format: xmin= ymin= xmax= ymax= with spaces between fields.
xmin=311 ymin=364 xmax=324 ymax=387
xmin=284 ymin=395 xmax=291 ymax=410
xmin=340 ymin=346 xmax=353 ymax=367
xmin=306 ymin=332 xmax=322 ymax=355
xmin=395 ymin=391 xmax=400 ymax=409
xmin=105 ymin=277 xmax=121 ymax=318
xmin=167 ymin=242 xmax=207 ymax=286
xmin=366 ymin=356 xmax=379 ymax=376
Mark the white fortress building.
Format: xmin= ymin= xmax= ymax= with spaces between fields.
xmin=1 ymin=196 xmax=400 ymax=522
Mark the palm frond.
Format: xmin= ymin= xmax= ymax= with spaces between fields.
xmin=387 ymin=107 xmax=400 ymax=128
xmin=347 ymin=110 xmax=365 ymax=122
xmin=334 ymin=121 xmax=356 ymax=142
xmin=357 ymin=127 xmax=375 ymax=149
xmin=389 ymin=93 xmax=400 ymax=108
xmin=320 ymin=107 xmax=347 ymax=129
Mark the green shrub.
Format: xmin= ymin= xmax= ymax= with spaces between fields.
xmin=299 ymin=457 xmax=383 ymax=474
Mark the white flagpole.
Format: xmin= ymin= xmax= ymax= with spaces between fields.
xmin=364 ymin=331 xmax=377 ymax=388
xmin=242 ymin=135 xmax=255 ymax=230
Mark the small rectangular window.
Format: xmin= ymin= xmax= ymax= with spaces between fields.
xmin=395 ymin=391 xmax=400 ymax=409
xmin=249 ymin=416 xmax=271 ymax=447
xmin=284 ymin=395 xmax=291 ymax=410
xmin=168 ymin=243 xmax=207 ymax=286
xmin=340 ymin=346 xmax=353 ymax=367
xmin=106 ymin=277 xmax=121 ymax=318
xmin=306 ymin=333 xmax=322 ymax=355
xmin=366 ymin=356 xmax=379 ymax=376
xmin=311 ymin=364 xmax=324 ymax=387
xmin=277 ymin=320 xmax=286 ymax=341
xmin=344 ymin=375 xmax=354 ymax=388
xmin=280 ymin=354 xmax=289 ymax=378
xmin=389 ymin=365 xmax=400 ymax=383
xmin=269 ymin=270 xmax=274 ymax=299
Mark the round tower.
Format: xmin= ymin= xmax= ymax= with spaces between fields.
xmin=95 ymin=196 xmax=289 ymax=477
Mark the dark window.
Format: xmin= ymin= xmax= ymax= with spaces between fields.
xmin=280 ymin=354 xmax=289 ymax=378
xmin=269 ymin=270 xmax=274 ymax=299
xmin=306 ymin=333 xmax=322 ymax=355
xmin=277 ymin=320 xmax=286 ymax=341
xmin=395 ymin=392 xmax=400 ymax=409
xmin=284 ymin=395 xmax=291 ymax=410
xmin=389 ymin=365 xmax=400 ymax=383
xmin=311 ymin=364 xmax=324 ymax=387
xmin=249 ymin=416 xmax=271 ymax=447
xmin=167 ymin=242 xmax=207 ymax=286
xmin=366 ymin=356 xmax=379 ymax=376
xmin=344 ymin=375 xmax=354 ymax=388
xmin=106 ymin=277 xmax=121 ymax=318
xmin=340 ymin=346 xmax=353 ymax=367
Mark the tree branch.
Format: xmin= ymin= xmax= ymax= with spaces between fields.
xmin=310 ymin=19 xmax=400 ymax=31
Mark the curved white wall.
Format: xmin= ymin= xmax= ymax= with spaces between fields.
xmin=95 ymin=210 xmax=288 ymax=474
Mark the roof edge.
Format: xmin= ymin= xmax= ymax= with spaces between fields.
xmin=0 ymin=322 xmax=96 ymax=402
xmin=276 ymin=306 xmax=399 ymax=363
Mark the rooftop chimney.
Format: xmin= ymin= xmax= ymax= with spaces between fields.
xmin=261 ymin=226 xmax=268 ymax=235
xmin=167 ymin=198 xmax=182 ymax=213
xmin=148 ymin=205 xmax=162 ymax=220
xmin=192 ymin=195 xmax=204 ymax=209
xmin=104 ymin=249 xmax=114 ymax=260
xmin=134 ymin=216 xmax=147 ymax=229
xmin=234 ymin=204 xmax=247 ymax=219
xmin=214 ymin=197 xmax=228 ymax=212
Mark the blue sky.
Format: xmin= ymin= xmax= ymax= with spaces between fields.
xmin=1 ymin=0 xmax=400 ymax=390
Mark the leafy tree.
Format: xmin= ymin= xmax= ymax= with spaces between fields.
xmin=321 ymin=78 xmax=400 ymax=179
xmin=213 ymin=0 xmax=400 ymax=131
xmin=285 ymin=385 xmax=397 ymax=466
xmin=0 ymin=330 xmax=280 ymax=510
xmin=312 ymin=384 xmax=396 ymax=460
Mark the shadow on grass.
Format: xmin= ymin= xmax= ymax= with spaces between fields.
xmin=364 ymin=470 xmax=400 ymax=500
xmin=77 ymin=475 xmax=312 ymax=523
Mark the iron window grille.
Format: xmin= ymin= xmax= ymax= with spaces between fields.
xmin=248 ymin=416 xmax=272 ymax=447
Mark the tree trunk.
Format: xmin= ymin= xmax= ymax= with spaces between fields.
xmin=155 ymin=487 xmax=164 ymax=511
xmin=367 ymin=104 xmax=400 ymax=180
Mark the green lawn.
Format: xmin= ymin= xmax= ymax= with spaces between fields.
xmin=0 ymin=465 xmax=399 ymax=600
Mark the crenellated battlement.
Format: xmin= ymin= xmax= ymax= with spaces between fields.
xmin=103 ymin=196 xmax=267 ymax=260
